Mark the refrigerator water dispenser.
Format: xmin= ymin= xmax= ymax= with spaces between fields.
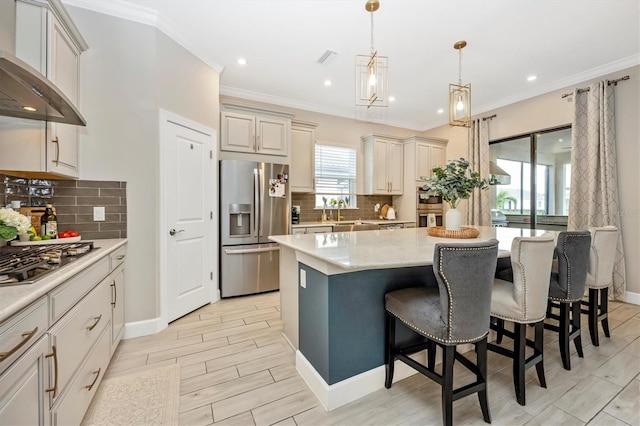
xmin=228 ymin=203 xmax=251 ymax=236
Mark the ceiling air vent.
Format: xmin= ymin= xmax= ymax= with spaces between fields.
xmin=317 ymin=50 xmax=338 ymax=65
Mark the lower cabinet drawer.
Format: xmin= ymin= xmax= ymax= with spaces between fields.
xmin=49 ymin=256 xmax=110 ymax=324
xmin=49 ymin=278 xmax=110 ymax=398
xmin=0 ymin=297 xmax=48 ymax=376
xmin=51 ymin=324 xmax=110 ymax=426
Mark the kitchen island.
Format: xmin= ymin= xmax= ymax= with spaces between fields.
xmin=269 ymin=226 xmax=552 ymax=410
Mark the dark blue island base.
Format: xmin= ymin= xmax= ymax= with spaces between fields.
xmin=298 ymin=263 xmax=438 ymax=386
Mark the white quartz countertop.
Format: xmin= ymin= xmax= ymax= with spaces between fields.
xmin=0 ymin=239 xmax=127 ymax=323
xmin=293 ymin=220 xmax=416 ymax=228
xmin=270 ymin=227 xmax=553 ymax=272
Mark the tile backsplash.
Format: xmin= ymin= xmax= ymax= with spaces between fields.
xmin=1 ymin=174 xmax=127 ymax=239
xmin=292 ymin=193 xmax=393 ymax=223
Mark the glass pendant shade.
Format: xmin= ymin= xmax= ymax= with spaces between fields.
xmin=449 ymin=83 xmax=471 ymax=127
xmin=356 ymin=51 xmax=388 ymax=108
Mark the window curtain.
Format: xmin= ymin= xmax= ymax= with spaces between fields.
xmin=568 ymin=81 xmax=626 ymax=300
xmin=466 ymin=118 xmax=491 ymax=226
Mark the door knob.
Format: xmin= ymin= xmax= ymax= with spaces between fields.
xmin=169 ymin=229 xmax=185 ymax=236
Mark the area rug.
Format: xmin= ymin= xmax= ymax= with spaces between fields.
xmin=82 ymin=364 xmax=180 ymax=426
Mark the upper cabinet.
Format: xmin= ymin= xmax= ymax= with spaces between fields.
xmin=221 ymin=104 xmax=293 ymax=157
xmin=290 ymin=120 xmax=317 ymax=193
xmin=0 ymin=0 xmax=88 ymax=179
xmin=408 ymin=136 xmax=447 ymax=182
xmin=362 ymin=134 xmax=403 ymax=195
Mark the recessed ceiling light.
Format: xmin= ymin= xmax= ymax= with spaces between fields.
xmin=559 ymin=138 xmax=563 ymax=142
xmin=22 ymin=106 xmax=37 ymax=112
xmin=237 ymin=58 xmax=247 ymax=65
xmin=324 ymin=79 xmax=332 ymax=86
xmin=527 ymin=75 xmax=537 ymax=82
xmin=388 ymin=96 xmax=395 ymax=102
xmin=437 ymin=109 xmax=444 ymax=114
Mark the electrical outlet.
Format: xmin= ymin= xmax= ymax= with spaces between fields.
xmin=93 ymin=206 xmax=105 ymax=221
xmin=300 ymin=269 xmax=306 ymax=288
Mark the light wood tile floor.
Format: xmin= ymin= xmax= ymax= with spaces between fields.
xmin=106 ymin=292 xmax=640 ymax=425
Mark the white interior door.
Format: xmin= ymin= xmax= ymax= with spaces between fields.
xmin=160 ymin=110 xmax=217 ymax=323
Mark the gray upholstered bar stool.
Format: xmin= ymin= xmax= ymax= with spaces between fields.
xmin=488 ymin=234 xmax=555 ymax=406
xmin=545 ymin=230 xmax=591 ymax=370
xmin=384 ymin=239 xmax=499 ymax=426
xmin=581 ymin=226 xmax=618 ymax=346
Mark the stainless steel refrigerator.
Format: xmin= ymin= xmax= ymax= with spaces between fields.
xmin=219 ymin=160 xmax=289 ymax=297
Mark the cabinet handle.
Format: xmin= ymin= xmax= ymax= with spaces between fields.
xmin=0 ymin=326 xmax=38 ymax=362
xmin=85 ymin=368 xmax=102 ymax=391
xmin=52 ymin=137 xmax=60 ymax=164
xmin=86 ymin=315 xmax=102 ymax=331
xmin=111 ymin=280 xmax=117 ymax=307
xmin=256 ymin=135 xmax=260 ymax=150
xmin=46 ymin=345 xmax=58 ymax=398
xmin=116 ymin=254 xmax=125 ymax=261
xmin=253 ymin=135 xmax=257 ymax=151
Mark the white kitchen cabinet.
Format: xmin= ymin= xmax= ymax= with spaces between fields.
xmin=290 ymin=121 xmax=317 ymax=192
xmin=392 ymin=135 xmax=447 ymax=222
xmin=0 ymin=0 xmax=88 ymax=179
xmin=291 ymin=227 xmax=307 ymax=235
xmin=362 ymin=134 xmax=403 ymax=195
xmin=221 ymin=111 xmax=291 ymax=157
xmin=0 ymin=335 xmax=51 ymax=426
xmin=412 ymin=137 xmax=447 ymax=181
xmin=0 ymin=242 xmax=126 ymax=426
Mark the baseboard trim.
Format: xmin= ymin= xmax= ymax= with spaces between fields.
xmin=123 ymin=317 xmax=166 ymax=339
xmin=625 ymin=291 xmax=640 ymax=305
xmin=295 ymin=350 xmax=421 ymax=411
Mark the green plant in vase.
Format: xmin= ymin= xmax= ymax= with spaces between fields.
xmin=421 ymin=158 xmax=489 ymax=230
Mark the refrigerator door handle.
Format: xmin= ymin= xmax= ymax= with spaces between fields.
xmin=224 ymin=246 xmax=280 ymax=255
xmin=253 ymin=168 xmax=259 ymax=237
xmin=258 ymin=168 xmax=265 ymax=239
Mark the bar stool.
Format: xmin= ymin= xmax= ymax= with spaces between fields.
xmin=384 ymin=239 xmax=499 ymax=426
xmin=581 ymin=226 xmax=618 ymax=346
xmin=488 ymin=234 xmax=555 ymax=406
xmin=545 ymin=230 xmax=591 ymax=370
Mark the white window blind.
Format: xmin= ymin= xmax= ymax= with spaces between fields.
xmin=315 ymin=144 xmax=357 ymax=207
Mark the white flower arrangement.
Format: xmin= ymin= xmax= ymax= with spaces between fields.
xmin=0 ymin=208 xmax=31 ymax=240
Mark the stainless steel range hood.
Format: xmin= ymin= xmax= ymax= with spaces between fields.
xmin=0 ymin=50 xmax=86 ymax=126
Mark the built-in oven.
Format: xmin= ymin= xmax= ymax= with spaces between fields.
xmin=416 ymin=187 xmax=443 ymax=228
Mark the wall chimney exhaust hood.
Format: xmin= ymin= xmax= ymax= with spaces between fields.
xmin=0 ymin=50 xmax=86 ymax=126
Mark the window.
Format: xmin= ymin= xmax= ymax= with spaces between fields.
xmin=314 ymin=143 xmax=357 ymax=208
xmin=489 ymin=126 xmax=571 ymax=230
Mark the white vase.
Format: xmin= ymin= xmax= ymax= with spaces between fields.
xmin=446 ymin=207 xmax=462 ymax=231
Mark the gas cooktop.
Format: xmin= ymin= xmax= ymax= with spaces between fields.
xmin=0 ymin=242 xmax=95 ymax=286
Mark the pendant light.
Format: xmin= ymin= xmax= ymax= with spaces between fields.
xmin=449 ymin=40 xmax=471 ymax=127
xmin=355 ymin=0 xmax=388 ymax=108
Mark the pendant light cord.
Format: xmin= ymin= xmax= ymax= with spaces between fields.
xmin=458 ymin=48 xmax=463 ymax=86
xmin=370 ymin=12 xmax=375 ymax=54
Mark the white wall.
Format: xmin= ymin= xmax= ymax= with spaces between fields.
xmin=424 ymin=65 xmax=640 ymax=299
xmin=67 ymin=6 xmax=220 ymax=323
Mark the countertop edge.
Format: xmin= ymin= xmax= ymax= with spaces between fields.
xmin=0 ymin=239 xmax=128 ymax=324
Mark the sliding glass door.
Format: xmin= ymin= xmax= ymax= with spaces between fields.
xmin=489 ymin=126 xmax=571 ymax=230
